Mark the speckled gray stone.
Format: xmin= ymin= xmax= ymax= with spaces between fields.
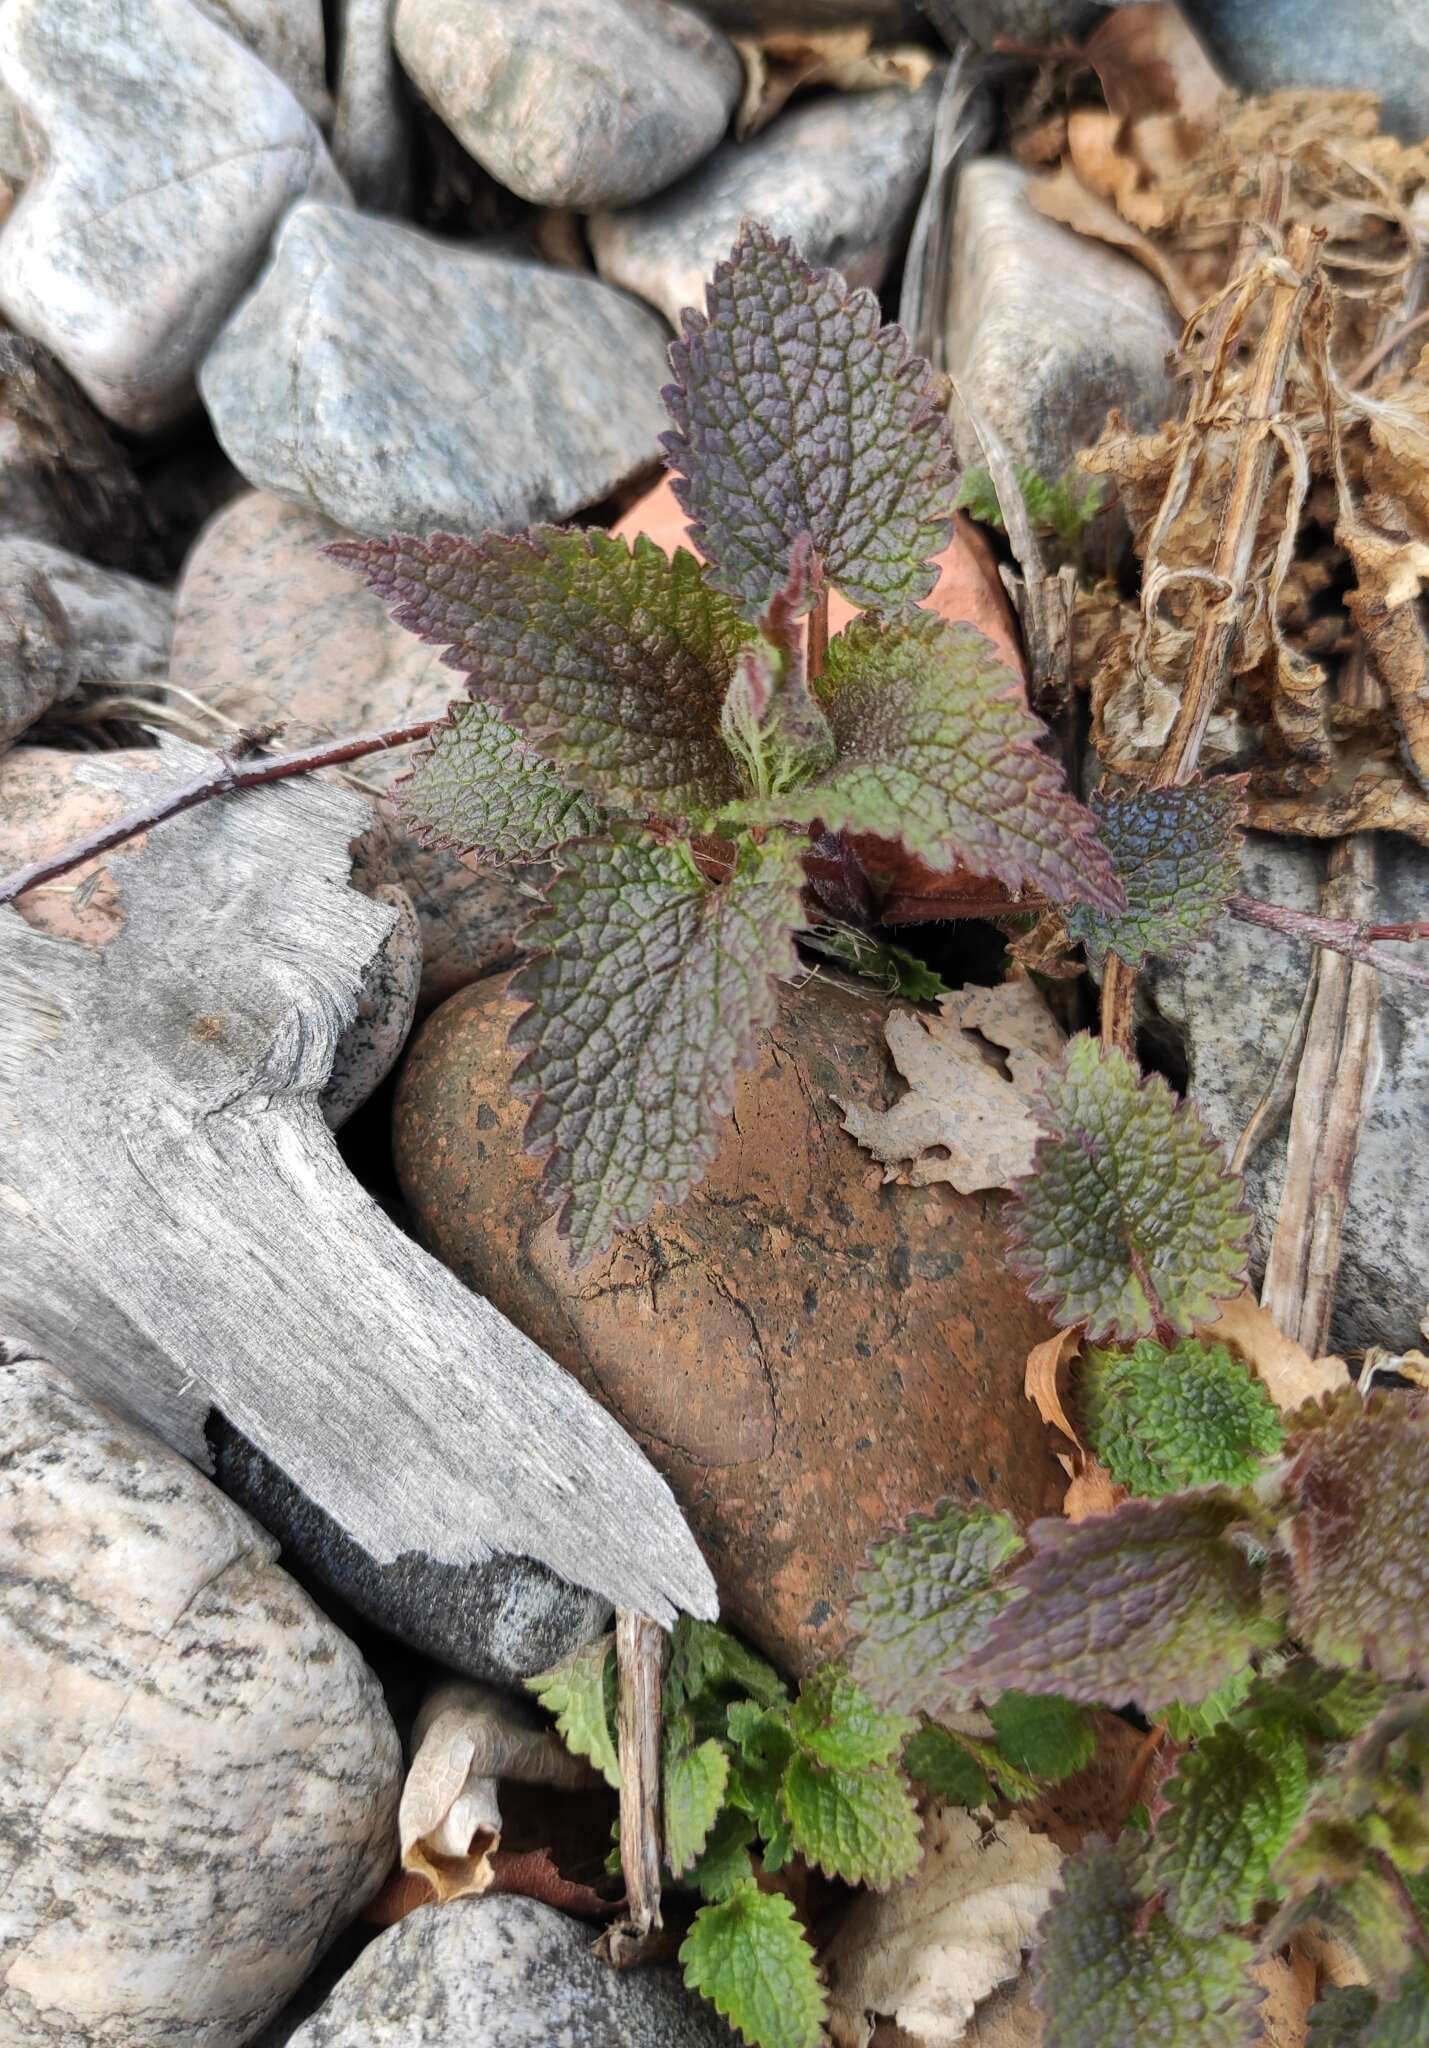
xmin=1182 ymin=0 xmax=1429 ymax=144
xmin=944 ymin=157 xmax=1177 ymax=482
xmin=0 ymin=537 xmax=170 ymax=741
xmin=288 ymin=1895 xmax=739 ymax=2047
xmin=192 ymin=0 xmax=330 ymax=124
xmin=590 ymin=75 xmax=942 ymax=330
xmin=394 ymin=0 xmax=741 ymax=209
xmin=211 ymin=1416 xmax=614 ymax=1683
xmin=0 ymin=1361 xmax=401 ymax=2048
xmin=333 ymin=0 xmax=412 ymax=211
xmin=0 ymin=0 xmax=344 ymax=433
xmin=1145 ymin=834 xmax=1429 ymax=1355
xmin=201 ymin=202 xmax=672 ymax=536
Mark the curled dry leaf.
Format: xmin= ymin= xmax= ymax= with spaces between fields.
xmin=1195 ymin=1291 xmax=1350 ymax=1414
xmin=1250 ymin=1947 xmax=1317 ymax=2048
xmin=733 ymin=27 xmax=936 ymax=139
xmin=399 ymin=1682 xmax=597 ymax=1904
xmin=838 ymin=980 xmax=1064 ymax=1196
xmin=1081 ymin=3 xmax=1228 ymax=132
xmin=1024 ymin=1326 xmax=1121 ymax=1524
xmin=824 ymin=1806 xmax=1063 ymax=2048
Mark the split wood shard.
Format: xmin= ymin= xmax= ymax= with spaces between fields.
xmin=0 ymin=741 xmax=715 ymax=1627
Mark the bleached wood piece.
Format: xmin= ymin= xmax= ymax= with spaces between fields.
xmin=0 ymin=742 xmax=715 ymax=1627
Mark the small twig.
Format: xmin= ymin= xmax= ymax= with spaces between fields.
xmin=1099 ymin=954 xmax=1137 ymax=1056
xmin=1350 ymin=303 xmax=1429 ymax=387
xmin=1230 ymin=967 xmax=1319 ymax=1176
xmin=806 ymin=586 xmax=829 ymax=683
xmin=599 ymin=1609 xmax=665 ymax=1970
xmin=1229 ymin=891 xmax=1429 ymax=989
xmin=0 ymin=719 xmax=442 ymax=908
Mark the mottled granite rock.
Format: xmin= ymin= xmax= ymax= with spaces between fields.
xmin=591 ymin=76 xmax=941 ymax=328
xmin=0 ymin=1361 xmax=401 ymax=2048
xmin=395 ymin=0 xmax=740 ymax=208
xmin=201 ymin=202 xmax=671 ymax=535
xmin=1146 ymin=834 xmax=1429 ymax=1355
xmin=211 ymin=1416 xmax=613 ymax=1682
xmin=944 ymin=157 xmax=1176 ymax=482
xmin=393 ymin=972 xmax=1066 ymax=1677
xmin=170 ymin=489 xmax=533 ymax=1002
xmin=333 ymin=0 xmax=412 ymax=211
xmin=323 ymin=881 xmax=423 ymax=1129
xmin=1182 ymin=0 xmax=1429 ymax=143
xmin=0 ymin=0 xmax=343 ymax=432
xmin=192 ymin=0 xmax=330 ymax=124
xmin=0 ymin=537 xmax=170 ymax=741
xmin=288 ymin=1895 xmax=738 ymax=2046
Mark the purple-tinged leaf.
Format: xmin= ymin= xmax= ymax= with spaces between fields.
xmin=848 ymin=1501 xmax=1023 ymax=1716
xmin=1067 ymin=777 xmax=1247 ymax=970
xmin=1152 ymin=1715 xmax=1310 ymax=1934
xmin=329 ymin=527 xmax=753 ymax=819
xmin=395 ymin=697 xmax=603 ymax=862
xmin=1007 ymin=1035 xmax=1251 ymax=1342
xmin=1033 ymin=1836 xmax=1261 ymax=2048
xmin=663 ymin=223 xmax=957 ymax=613
xmin=963 ymin=1494 xmax=1282 ymax=1710
xmin=725 ymin=614 xmax=1122 ymax=910
xmin=509 ymin=828 xmax=806 ymax=1263
xmin=1281 ymin=1391 xmax=1429 ymax=1682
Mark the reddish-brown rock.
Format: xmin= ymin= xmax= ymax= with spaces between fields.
xmin=392 ymin=969 xmax=1064 ymax=1676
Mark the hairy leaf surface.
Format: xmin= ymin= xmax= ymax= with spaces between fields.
xmin=510 ymin=830 xmax=805 ymax=1262
xmin=902 ymin=1721 xmax=993 ymax=1807
xmin=1067 ymin=778 xmax=1246 ymax=970
xmin=788 ymin=1666 xmax=914 ymax=1771
xmin=1033 ymin=1837 xmax=1260 ymax=2048
xmin=664 ymin=1731 xmax=731 ymax=1876
xmin=666 ymin=1617 xmax=789 ymax=1727
xmin=781 ymin=1752 xmax=922 ymax=1888
xmin=1153 ymin=1718 xmax=1310 ymax=1933
xmin=526 ymin=1634 xmax=620 ymax=1789
xmin=728 ymin=615 xmax=1122 ymax=910
xmin=663 ymin=223 xmax=957 ymax=613
xmin=727 ymin=1703 xmax=796 ymax=1870
xmin=1007 ymin=1036 xmax=1251 ymax=1341
xmin=688 ymin=1807 xmax=758 ymax=1902
xmin=331 ymin=527 xmax=752 ymax=817
xmin=849 ymin=1503 xmax=1024 ymax=1716
xmin=1080 ymin=1337 xmax=1283 ymax=1497
xmin=965 ymin=1494 xmax=1281 ymax=1709
xmin=681 ymin=1883 xmax=826 ymax=2048
xmin=988 ymin=1691 xmax=1097 ymax=1784
xmin=1282 ymin=1392 xmax=1429 ymax=1682
xmin=396 ymin=697 xmax=602 ymax=862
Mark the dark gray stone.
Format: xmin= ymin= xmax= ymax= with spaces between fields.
xmin=1181 ymin=0 xmax=1429 ymax=144
xmin=944 ymin=157 xmax=1177 ymax=483
xmin=333 ymin=0 xmax=413 ymax=212
xmin=1145 ymin=833 xmax=1429 ymax=1356
xmin=211 ymin=1415 xmax=613 ymax=1683
xmin=931 ymin=0 xmax=1105 ymax=43
xmin=200 ymin=202 xmax=673 ymax=536
xmin=394 ymin=0 xmax=741 ymax=208
xmin=0 ymin=537 xmax=170 ymax=742
xmin=287 ymin=1895 xmax=739 ymax=2047
xmin=590 ymin=75 xmax=942 ymax=330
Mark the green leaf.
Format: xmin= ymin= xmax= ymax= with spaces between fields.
xmin=1307 ymin=1986 xmax=1382 ymax=2048
xmin=848 ymin=1501 xmax=1024 ymax=1716
xmin=727 ymin=1703 xmax=797 ymax=1870
xmin=1282 ymin=1391 xmax=1429 ymax=1683
xmin=799 ymin=922 xmax=948 ymax=1002
xmin=1079 ymin=1336 xmax=1284 ymax=1497
xmin=687 ymin=1806 xmax=758 ymax=1902
xmin=510 ymin=829 xmax=805 ymax=1262
xmin=1007 ymin=1035 xmax=1252 ymax=1342
xmin=1305 ymin=1975 xmax=1429 ymax=2048
xmin=720 ymin=542 xmax=836 ymax=801
xmin=330 ymin=527 xmax=752 ymax=818
xmin=1159 ymin=1665 xmax=1257 ymax=1744
xmin=663 ymin=223 xmax=956 ymax=615
xmin=526 ymin=1634 xmax=620 ymax=1789
xmin=902 ymin=1720 xmax=993 ymax=1806
xmin=964 ymin=1493 xmax=1282 ymax=1711
xmin=1067 ymin=778 xmax=1246 ymax=972
xmin=727 ymin=614 xmax=1122 ymax=912
xmin=1032 ymin=1836 xmax=1260 ymax=2048
xmin=1153 ymin=1717 xmax=1310 ymax=1933
xmin=681 ymin=1883 xmax=826 ymax=2048
xmin=780 ymin=1751 xmax=922 ymax=1888
xmin=664 ymin=1731 xmax=731 ymax=1876
xmin=394 ymin=697 xmax=603 ymax=863
xmin=788 ymin=1666 xmax=915 ymax=1771
xmin=667 ymin=1618 xmax=789 ymax=1725
xmin=989 ymin=1691 xmax=1097 ymax=1783
xmin=954 ymin=466 xmax=1005 ymax=528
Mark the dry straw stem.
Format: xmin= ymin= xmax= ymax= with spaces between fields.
xmin=599 ymin=1610 xmax=666 ymax=1968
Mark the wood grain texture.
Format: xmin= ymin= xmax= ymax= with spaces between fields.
xmin=0 ymin=740 xmax=715 ymax=1627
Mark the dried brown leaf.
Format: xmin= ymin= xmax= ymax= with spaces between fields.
xmin=1025 ymin=1326 xmax=1123 ymax=1524
xmin=1082 ymin=4 xmax=1228 ymax=132
xmin=1197 ymin=1291 xmax=1350 ymax=1415
xmin=733 ymin=28 xmax=935 ymax=138
xmin=1029 ymin=162 xmax=1200 ymax=320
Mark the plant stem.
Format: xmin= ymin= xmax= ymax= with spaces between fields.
xmin=600 ymin=1609 xmax=665 ymax=1969
xmin=1229 ymin=891 xmax=1429 ymax=989
xmin=806 ymin=587 xmax=829 ymax=682
xmin=0 ymin=719 xmax=442 ymax=908
xmin=1099 ymin=953 xmax=1137 ymax=1055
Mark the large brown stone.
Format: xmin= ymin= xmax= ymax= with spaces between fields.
xmin=392 ymin=969 xmax=1064 ymax=1677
